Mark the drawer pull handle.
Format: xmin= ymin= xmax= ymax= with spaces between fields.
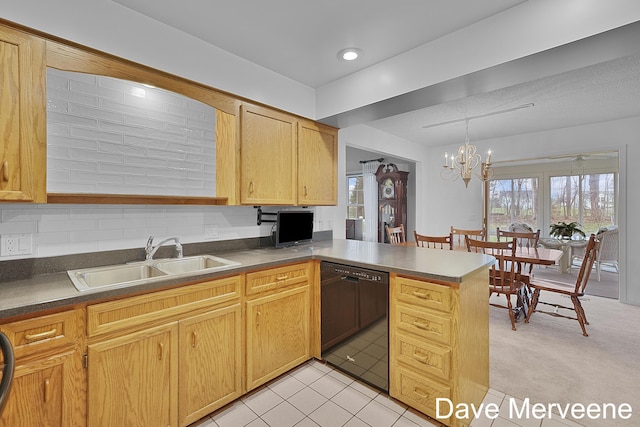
xmin=157 ymin=342 xmax=164 ymax=360
xmin=412 ymin=291 xmax=428 ymax=299
xmin=25 ymin=328 xmax=57 ymax=341
xmin=303 ymin=185 xmax=308 ymax=196
xmin=43 ymin=378 xmax=51 ymax=403
xmin=276 ymin=275 xmax=288 ymax=281
xmin=249 ymin=181 xmax=254 ymax=194
xmin=1 ymin=161 xmax=8 ymax=182
xmin=413 ymin=320 xmax=428 ymax=330
xmin=414 ymin=387 xmax=429 ymax=398
xmin=191 ymin=331 xmax=197 ymax=348
xmin=413 ymin=352 xmax=429 ymax=363
xmin=256 ymin=311 xmax=261 ymax=327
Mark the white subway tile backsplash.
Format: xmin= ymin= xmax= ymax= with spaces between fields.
xmin=38 ymin=218 xmax=97 ymax=233
xmin=71 ymin=228 xmax=124 ymax=242
xmin=0 ymin=204 xmax=332 ymax=260
xmin=46 ymin=68 xmax=217 ymax=198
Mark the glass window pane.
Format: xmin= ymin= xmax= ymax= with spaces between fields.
xmin=488 ymin=177 xmax=538 ymax=238
xmin=346 ymin=175 xmax=365 ymax=220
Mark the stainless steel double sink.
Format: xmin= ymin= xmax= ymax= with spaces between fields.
xmin=67 ymin=255 xmax=241 ymax=292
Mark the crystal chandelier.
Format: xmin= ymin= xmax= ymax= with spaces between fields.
xmin=440 ymin=119 xmax=493 ymax=187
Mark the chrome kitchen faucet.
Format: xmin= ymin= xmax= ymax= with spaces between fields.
xmin=145 ymin=236 xmax=183 ymax=261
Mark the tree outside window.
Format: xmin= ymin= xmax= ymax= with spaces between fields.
xmin=488 ymin=177 xmax=538 ymax=238
xmin=347 ymin=175 xmax=364 ymax=219
xmin=550 ymin=173 xmax=616 ymax=234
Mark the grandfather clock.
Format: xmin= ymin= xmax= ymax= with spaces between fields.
xmin=375 ymin=163 xmax=409 ymax=243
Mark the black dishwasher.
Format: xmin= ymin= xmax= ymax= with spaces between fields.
xmin=320 ymin=261 xmax=389 ymax=392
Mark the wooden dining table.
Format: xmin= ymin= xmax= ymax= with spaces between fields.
xmin=402 ymin=240 xmax=564 ymax=267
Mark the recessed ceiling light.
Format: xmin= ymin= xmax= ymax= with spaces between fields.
xmin=338 ymin=47 xmax=362 ymax=61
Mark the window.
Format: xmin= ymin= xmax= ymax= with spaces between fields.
xmin=347 ymin=175 xmax=364 ymax=219
xmin=488 ymin=178 xmax=539 ymax=238
xmin=550 ymin=173 xmax=616 ymax=234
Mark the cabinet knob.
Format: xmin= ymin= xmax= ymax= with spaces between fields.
xmin=43 ymin=378 xmax=51 ymax=403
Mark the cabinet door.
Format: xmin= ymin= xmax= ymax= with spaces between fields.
xmin=298 ymin=121 xmax=337 ymax=205
xmin=240 ymin=104 xmax=297 ymax=205
xmin=0 ymin=26 xmax=46 ymax=202
xmin=178 ymin=304 xmax=242 ymax=427
xmin=87 ymin=323 xmax=178 ymax=427
xmin=0 ymin=350 xmax=76 ymax=427
xmin=246 ymin=285 xmax=310 ymax=390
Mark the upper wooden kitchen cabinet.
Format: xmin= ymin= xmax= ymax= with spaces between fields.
xmin=240 ymin=104 xmax=298 ymax=205
xmin=239 ymin=103 xmax=338 ymax=206
xmin=0 ymin=25 xmax=47 ymax=203
xmin=297 ymin=120 xmax=338 ymax=206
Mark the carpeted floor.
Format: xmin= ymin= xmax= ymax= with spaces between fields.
xmin=488 ymin=290 xmax=640 ymax=427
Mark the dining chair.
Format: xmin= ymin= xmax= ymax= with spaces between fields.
xmin=450 ymin=227 xmax=486 ymax=249
xmin=414 ymin=231 xmax=453 ymax=250
xmin=496 ymin=227 xmax=541 ymax=275
xmin=466 ymin=236 xmax=524 ymax=331
xmin=525 ymin=234 xmax=600 ymax=336
xmin=385 ymin=224 xmax=406 ymax=245
xmin=572 ymin=227 xmax=618 ymax=280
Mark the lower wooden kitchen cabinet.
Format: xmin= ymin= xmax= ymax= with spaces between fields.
xmin=0 ymin=309 xmax=85 ymax=427
xmin=389 ymin=271 xmax=489 ymax=427
xmin=178 ymin=304 xmax=242 ymax=426
xmin=85 ymin=275 xmax=242 ymax=427
xmin=245 ymin=262 xmax=312 ymax=391
xmin=87 ymin=322 xmax=178 ymax=427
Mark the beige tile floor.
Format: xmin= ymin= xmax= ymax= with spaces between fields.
xmin=189 ymin=360 xmax=589 ymax=427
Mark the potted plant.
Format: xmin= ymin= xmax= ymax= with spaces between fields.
xmin=549 ymin=221 xmax=586 ymax=240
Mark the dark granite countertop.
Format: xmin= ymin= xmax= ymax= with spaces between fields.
xmin=0 ymin=239 xmax=494 ymax=320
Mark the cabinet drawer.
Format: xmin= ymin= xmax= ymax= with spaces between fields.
xmin=87 ymin=275 xmax=240 ymax=337
xmin=394 ymin=303 xmax=452 ymax=346
xmin=0 ymin=310 xmax=80 ymax=359
xmin=246 ymin=262 xmax=310 ymax=296
xmin=394 ymin=333 xmax=451 ymax=381
xmin=391 ymin=366 xmax=451 ymax=424
xmin=394 ymin=276 xmax=453 ymax=313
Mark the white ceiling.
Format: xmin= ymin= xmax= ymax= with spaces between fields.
xmin=113 ymin=0 xmax=640 ymax=148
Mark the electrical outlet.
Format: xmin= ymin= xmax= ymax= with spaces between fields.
xmin=204 ymin=225 xmax=219 ymax=239
xmin=1 ymin=233 xmax=33 ymax=256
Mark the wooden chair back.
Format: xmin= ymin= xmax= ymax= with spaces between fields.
xmin=451 ymin=227 xmax=485 ymax=249
xmin=414 ymin=231 xmax=453 ymax=250
xmin=574 ymin=234 xmax=600 ymax=294
xmin=465 ymin=236 xmax=518 ymax=294
xmin=496 ymin=228 xmax=540 ymax=249
xmin=385 ymin=224 xmax=406 ymax=245
xmin=496 ymin=228 xmax=540 ymax=274
xmin=466 ymin=236 xmax=522 ymax=331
